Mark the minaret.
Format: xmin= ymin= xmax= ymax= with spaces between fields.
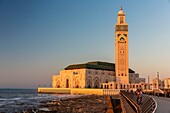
xmin=115 ymin=6 xmax=129 ymax=84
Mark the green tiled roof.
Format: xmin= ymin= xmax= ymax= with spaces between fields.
xmin=65 ymin=61 xmax=135 ymax=73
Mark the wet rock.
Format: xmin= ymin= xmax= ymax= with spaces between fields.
xmin=19 ymin=95 xmax=109 ymax=113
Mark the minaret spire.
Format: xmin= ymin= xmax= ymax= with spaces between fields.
xmin=115 ymin=6 xmax=129 ymax=84
xmin=120 ymin=5 xmax=122 ymax=10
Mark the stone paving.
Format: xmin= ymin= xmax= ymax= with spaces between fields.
xmin=152 ymin=96 xmax=170 ymax=113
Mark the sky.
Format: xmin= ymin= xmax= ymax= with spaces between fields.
xmin=0 ymin=0 xmax=170 ymax=88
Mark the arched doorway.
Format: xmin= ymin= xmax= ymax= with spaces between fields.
xmin=57 ymin=80 xmax=60 ymax=88
xmin=87 ymin=77 xmax=92 ymax=88
xmin=75 ymin=78 xmax=79 ymax=88
xmin=120 ymin=84 xmax=122 ymax=89
xmin=116 ymin=84 xmax=118 ymax=89
xmin=106 ymin=79 xmax=108 ymax=83
xmin=94 ymin=77 xmax=99 ymax=88
xmin=66 ymin=79 xmax=69 ymax=88
xmin=107 ymin=85 xmax=109 ymax=89
xmin=103 ymin=77 xmax=110 ymax=83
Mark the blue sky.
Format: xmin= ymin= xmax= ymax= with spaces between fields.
xmin=0 ymin=0 xmax=170 ymax=88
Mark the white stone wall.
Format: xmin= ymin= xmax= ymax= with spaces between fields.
xmin=163 ymin=78 xmax=170 ymax=89
xmin=52 ymin=75 xmax=60 ymax=88
xmin=85 ymin=69 xmax=115 ymax=88
xmin=139 ymin=78 xmax=146 ymax=83
xmin=59 ymin=69 xmax=86 ymax=88
xmin=129 ymin=73 xmax=140 ymax=83
xmin=152 ymin=78 xmax=163 ymax=89
xmin=52 ymin=69 xmax=116 ymax=89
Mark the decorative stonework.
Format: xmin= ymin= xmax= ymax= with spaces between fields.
xmin=115 ymin=25 xmax=128 ymax=31
xmin=115 ymin=6 xmax=129 ymax=84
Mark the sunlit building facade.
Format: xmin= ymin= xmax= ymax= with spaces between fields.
xmin=164 ymin=78 xmax=170 ymax=89
xmin=51 ymin=6 xmax=145 ymax=90
xmin=52 ymin=61 xmax=115 ymax=88
xmin=115 ymin=6 xmax=129 ymax=84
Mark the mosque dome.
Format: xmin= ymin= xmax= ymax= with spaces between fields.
xmin=118 ymin=6 xmax=125 ymax=15
xmin=118 ymin=10 xmax=124 ymax=14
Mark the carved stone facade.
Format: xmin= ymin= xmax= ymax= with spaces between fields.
xmin=152 ymin=78 xmax=164 ymax=89
xmin=129 ymin=73 xmax=146 ymax=84
xmin=115 ymin=6 xmax=129 ymax=84
xmin=52 ymin=61 xmax=116 ymax=88
xmin=52 ymin=68 xmax=115 ymax=88
xmin=163 ymin=78 xmax=170 ymax=89
xmin=51 ymin=6 xmax=145 ymax=90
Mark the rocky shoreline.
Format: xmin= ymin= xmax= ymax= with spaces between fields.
xmin=17 ymin=95 xmax=108 ymax=113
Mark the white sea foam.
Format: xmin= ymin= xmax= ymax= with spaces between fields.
xmin=0 ymin=97 xmax=21 ymax=101
xmin=0 ymin=102 xmax=5 ymax=106
xmin=28 ymin=96 xmax=42 ymax=100
xmin=39 ymin=108 xmax=50 ymax=111
xmin=0 ymin=98 xmax=7 ymax=101
xmin=12 ymin=98 xmax=21 ymax=100
xmin=0 ymin=89 xmax=85 ymax=112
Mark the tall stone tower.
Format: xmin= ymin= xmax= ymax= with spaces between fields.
xmin=115 ymin=6 xmax=129 ymax=84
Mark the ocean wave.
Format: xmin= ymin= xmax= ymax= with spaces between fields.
xmin=0 ymin=97 xmax=21 ymax=101
xmin=28 ymin=96 xmax=43 ymax=100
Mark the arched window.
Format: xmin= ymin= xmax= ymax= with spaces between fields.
xmin=120 ymin=17 xmax=123 ymax=24
xmin=75 ymin=78 xmax=79 ymax=88
xmin=144 ymin=85 xmax=147 ymax=89
xmin=106 ymin=79 xmax=108 ymax=83
xmin=107 ymin=85 xmax=109 ymax=89
xmin=56 ymin=80 xmax=60 ymax=88
xmin=116 ymin=84 xmax=118 ymax=89
xmin=87 ymin=78 xmax=92 ymax=88
xmin=136 ymin=85 xmax=138 ymax=88
xmin=120 ymin=37 xmax=125 ymax=41
xmin=66 ymin=79 xmax=69 ymax=88
xmin=94 ymin=77 xmax=99 ymax=88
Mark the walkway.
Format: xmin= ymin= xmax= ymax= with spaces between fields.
xmin=152 ymin=96 xmax=170 ymax=113
xmin=121 ymin=95 xmax=136 ymax=113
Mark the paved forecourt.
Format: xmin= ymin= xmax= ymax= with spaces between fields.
xmin=152 ymin=96 xmax=170 ymax=113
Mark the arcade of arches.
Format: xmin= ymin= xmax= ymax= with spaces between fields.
xmin=52 ymin=67 xmax=115 ymax=88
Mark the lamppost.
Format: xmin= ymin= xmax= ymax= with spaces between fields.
xmin=164 ymin=85 xmax=166 ymax=97
xmin=168 ymin=85 xmax=170 ymax=97
xmin=147 ymin=76 xmax=149 ymax=95
xmin=157 ymin=72 xmax=159 ymax=97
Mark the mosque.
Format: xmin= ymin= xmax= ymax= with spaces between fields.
xmin=52 ymin=6 xmax=145 ymax=90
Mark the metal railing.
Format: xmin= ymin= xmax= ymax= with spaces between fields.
xmin=121 ymin=91 xmax=157 ymax=113
xmin=141 ymin=95 xmax=157 ymax=113
xmin=121 ymin=92 xmax=141 ymax=113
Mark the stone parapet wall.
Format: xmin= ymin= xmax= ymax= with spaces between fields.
xmin=103 ymin=89 xmax=120 ymax=95
xmin=38 ymin=87 xmax=120 ymax=95
xmin=71 ymin=88 xmax=103 ymax=95
xmin=38 ymin=88 xmax=71 ymax=94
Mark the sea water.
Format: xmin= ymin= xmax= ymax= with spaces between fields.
xmin=0 ymin=89 xmax=78 ymax=113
